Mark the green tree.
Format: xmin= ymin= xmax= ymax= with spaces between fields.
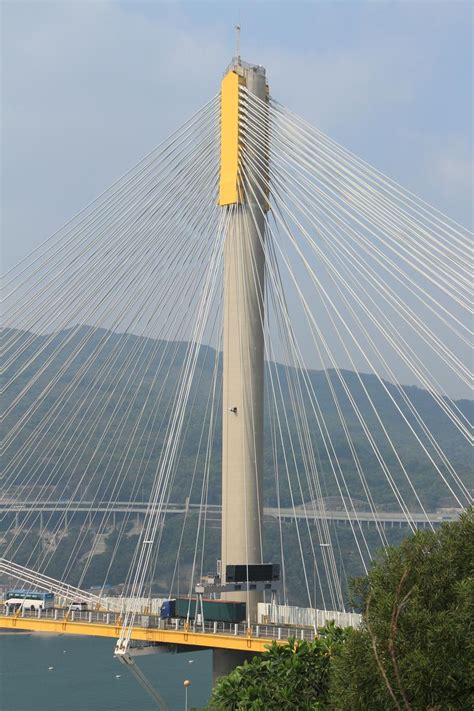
xmin=330 ymin=507 xmax=474 ymax=710
xmin=208 ymin=622 xmax=350 ymax=710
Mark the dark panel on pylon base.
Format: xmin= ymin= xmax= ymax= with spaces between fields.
xmin=226 ymin=564 xmax=280 ymax=583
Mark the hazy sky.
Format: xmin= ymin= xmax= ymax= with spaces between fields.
xmin=1 ymin=1 xmax=472 ymax=399
xmin=2 ymin=0 xmax=472 ymax=270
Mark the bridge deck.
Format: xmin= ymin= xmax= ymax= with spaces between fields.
xmin=2 ymin=500 xmax=460 ymax=528
xmin=0 ymin=610 xmax=304 ymax=653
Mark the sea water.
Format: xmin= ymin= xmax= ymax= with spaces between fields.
xmin=0 ymin=633 xmax=212 ymax=711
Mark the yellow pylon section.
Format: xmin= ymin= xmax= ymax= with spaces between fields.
xmin=218 ymin=71 xmax=243 ymax=206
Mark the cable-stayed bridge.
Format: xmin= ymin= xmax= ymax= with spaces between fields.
xmin=1 ymin=57 xmax=472 ymax=705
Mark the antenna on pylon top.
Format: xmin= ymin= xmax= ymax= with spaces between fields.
xmin=234 ymin=24 xmax=241 ymax=63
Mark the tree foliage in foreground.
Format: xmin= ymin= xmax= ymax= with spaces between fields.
xmin=205 ymin=509 xmax=473 ymax=710
xmin=330 ymin=507 xmax=474 ymax=710
xmin=208 ymin=623 xmax=349 ymax=710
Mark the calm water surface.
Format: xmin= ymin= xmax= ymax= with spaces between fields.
xmin=0 ymin=633 xmax=212 ymax=711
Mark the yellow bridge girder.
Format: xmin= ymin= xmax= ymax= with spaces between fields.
xmin=0 ymin=615 xmax=284 ymax=654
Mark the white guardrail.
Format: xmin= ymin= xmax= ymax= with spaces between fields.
xmin=258 ymin=603 xmax=361 ymax=628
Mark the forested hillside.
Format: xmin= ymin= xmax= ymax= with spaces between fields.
xmin=3 ymin=326 xmax=472 ymax=511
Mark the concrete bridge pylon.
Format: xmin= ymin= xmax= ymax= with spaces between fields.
xmin=220 ymin=59 xmax=269 ymax=623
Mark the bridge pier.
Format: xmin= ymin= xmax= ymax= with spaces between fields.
xmin=212 ymin=648 xmax=255 ymax=685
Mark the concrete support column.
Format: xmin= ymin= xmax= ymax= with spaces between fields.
xmin=212 ymin=649 xmax=255 ymax=686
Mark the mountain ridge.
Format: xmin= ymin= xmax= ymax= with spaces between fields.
xmin=2 ymin=326 xmax=472 ymax=511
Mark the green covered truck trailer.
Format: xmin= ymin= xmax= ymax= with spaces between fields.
xmin=162 ymin=598 xmax=246 ymax=623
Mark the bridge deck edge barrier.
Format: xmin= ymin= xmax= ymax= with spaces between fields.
xmin=0 ymin=615 xmax=281 ymax=653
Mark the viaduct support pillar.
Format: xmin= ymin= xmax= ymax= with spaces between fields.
xmin=213 ymin=648 xmax=255 ymax=686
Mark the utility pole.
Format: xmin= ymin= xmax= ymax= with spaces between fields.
xmin=219 ymin=59 xmax=269 ymax=622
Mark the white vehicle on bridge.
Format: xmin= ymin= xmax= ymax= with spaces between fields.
xmin=5 ymin=589 xmax=54 ymax=612
xmin=69 ymin=600 xmax=88 ymax=611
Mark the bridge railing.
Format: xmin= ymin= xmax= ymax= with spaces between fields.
xmin=2 ymin=605 xmax=326 ymax=641
xmin=258 ymin=602 xmax=361 ymax=629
